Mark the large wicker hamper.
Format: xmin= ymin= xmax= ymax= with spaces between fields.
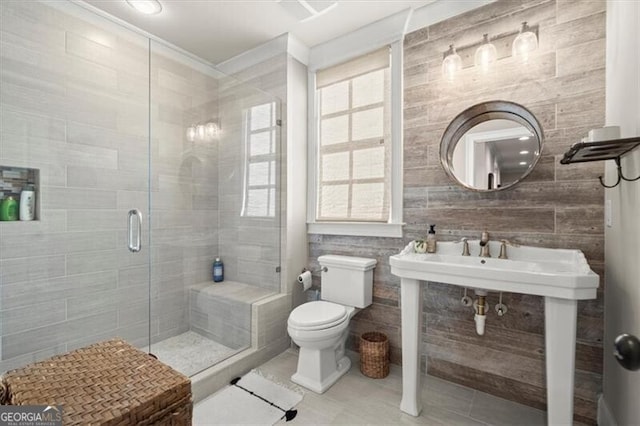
xmin=0 ymin=338 xmax=192 ymax=425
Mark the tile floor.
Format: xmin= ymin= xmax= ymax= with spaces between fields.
xmin=195 ymin=349 xmax=547 ymax=425
xmin=152 ymin=331 xmax=239 ymax=377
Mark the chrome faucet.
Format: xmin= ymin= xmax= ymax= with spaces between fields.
xmin=479 ymin=231 xmax=491 ymax=257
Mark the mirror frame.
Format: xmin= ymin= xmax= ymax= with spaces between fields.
xmin=440 ymin=100 xmax=544 ymax=192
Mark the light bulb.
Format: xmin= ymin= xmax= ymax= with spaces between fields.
xmin=512 ymin=22 xmax=538 ymax=62
xmin=474 ymin=34 xmax=497 ymax=73
xmin=442 ymin=44 xmax=463 ymax=82
xmin=186 ymin=126 xmax=196 ymax=142
xmin=125 ymin=0 xmax=162 ymax=15
xmin=196 ymin=124 xmax=206 ymax=141
xmin=205 ymin=122 xmax=218 ymax=139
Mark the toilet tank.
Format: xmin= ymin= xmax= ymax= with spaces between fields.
xmin=318 ymin=255 xmax=377 ymax=308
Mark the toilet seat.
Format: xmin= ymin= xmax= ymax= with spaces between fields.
xmin=288 ymin=301 xmax=348 ymax=331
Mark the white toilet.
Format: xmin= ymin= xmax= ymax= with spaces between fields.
xmin=288 ymin=255 xmax=377 ymax=394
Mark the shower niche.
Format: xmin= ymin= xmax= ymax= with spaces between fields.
xmin=0 ymin=166 xmax=39 ymax=222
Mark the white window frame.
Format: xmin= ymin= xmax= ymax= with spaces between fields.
xmin=307 ymin=38 xmax=404 ymax=238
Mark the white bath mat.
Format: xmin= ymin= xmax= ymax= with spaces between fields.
xmin=193 ymin=370 xmax=304 ymax=425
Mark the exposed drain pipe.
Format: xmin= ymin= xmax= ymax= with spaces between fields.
xmin=474 ymin=289 xmax=488 ymax=335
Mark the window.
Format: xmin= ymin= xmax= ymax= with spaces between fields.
xmin=241 ymin=101 xmax=278 ymax=218
xmin=316 ymin=47 xmax=391 ymax=222
xmin=308 ymin=42 xmax=403 ymax=237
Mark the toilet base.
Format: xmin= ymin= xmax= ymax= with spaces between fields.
xmin=291 ymin=355 xmax=351 ymax=394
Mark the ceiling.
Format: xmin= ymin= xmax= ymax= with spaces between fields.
xmin=83 ymin=0 xmax=436 ymax=64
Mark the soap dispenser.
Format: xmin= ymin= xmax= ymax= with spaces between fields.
xmin=426 ymin=224 xmax=437 ymax=253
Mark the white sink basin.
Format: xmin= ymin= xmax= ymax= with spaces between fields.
xmin=390 ymin=240 xmax=599 ymax=299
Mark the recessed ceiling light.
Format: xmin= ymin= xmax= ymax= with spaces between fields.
xmin=519 ymin=136 xmax=530 ymax=141
xmin=520 ymin=150 xmax=529 ymax=155
xmin=519 ymin=161 xmax=527 ymax=165
xmin=126 ymin=0 xmax=162 ymax=15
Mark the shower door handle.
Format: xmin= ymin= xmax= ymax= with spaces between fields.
xmin=127 ymin=209 xmax=142 ymax=253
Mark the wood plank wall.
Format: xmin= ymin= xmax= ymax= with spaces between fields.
xmin=308 ymin=0 xmax=605 ymax=423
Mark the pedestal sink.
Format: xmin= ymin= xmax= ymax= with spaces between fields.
xmin=390 ymin=240 xmax=599 ymax=425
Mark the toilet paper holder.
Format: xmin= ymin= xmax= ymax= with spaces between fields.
xmin=302 ymin=266 xmax=328 ymax=274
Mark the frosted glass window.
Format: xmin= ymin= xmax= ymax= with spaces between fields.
xmin=242 ymin=101 xmax=278 ymax=218
xmin=353 ymin=147 xmax=384 ymax=179
xmin=247 ymin=189 xmax=269 ymax=216
xmin=250 ymin=103 xmax=273 ymax=131
xmin=352 ymin=108 xmax=383 ymax=141
xmin=321 ymin=115 xmax=349 ymax=146
xmin=321 ymin=81 xmax=349 ymax=115
xmin=320 ymin=185 xmax=349 ymax=218
xmin=352 ymin=70 xmax=384 ymax=108
xmin=249 ymin=162 xmax=269 ymax=186
xmin=315 ymin=47 xmax=390 ymax=222
xmin=351 ymin=183 xmax=385 ymax=220
xmin=322 ymin=152 xmax=349 ymax=181
xmin=250 ymin=131 xmax=271 ymax=156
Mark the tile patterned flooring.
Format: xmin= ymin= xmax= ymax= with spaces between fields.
xmin=195 ymin=349 xmax=547 ymax=425
xmin=152 ymin=331 xmax=238 ymax=377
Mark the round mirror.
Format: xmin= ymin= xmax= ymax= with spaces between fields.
xmin=440 ymin=101 xmax=544 ymax=191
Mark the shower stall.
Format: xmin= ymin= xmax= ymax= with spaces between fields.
xmin=0 ymin=0 xmax=282 ymax=380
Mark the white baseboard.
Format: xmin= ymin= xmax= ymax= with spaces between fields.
xmin=598 ymin=394 xmax=618 ymax=426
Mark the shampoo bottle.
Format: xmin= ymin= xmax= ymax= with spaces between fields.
xmin=0 ymin=196 xmax=18 ymax=221
xmin=19 ymin=184 xmax=35 ymax=221
xmin=213 ymin=257 xmax=224 ymax=282
xmin=426 ymin=224 xmax=437 ymax=253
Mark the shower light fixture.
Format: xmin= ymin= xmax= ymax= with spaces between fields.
xmin=126 ymin=0 xmax=162 ymax=15
xmin=474 ymin=34 xmax=497 ymax=72
xmin=187 ymin=120 xmax=219 ymax=142
xmin=442 ymin=44 xmax=463 ymax=82
xmin=512 ymin=22 xmax=538 ymax=62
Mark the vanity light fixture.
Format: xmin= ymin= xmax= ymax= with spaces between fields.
xmin=512 ymin=22 xmax=538 ymax=62
xmin=126 ymin=0 xmax=162 ymax=15
xmin=442 ymin=44 xmax=463 ymax=82
xmin=474 ymin=34 xmax=497 ymax=72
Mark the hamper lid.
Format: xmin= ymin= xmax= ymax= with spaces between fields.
xmin=289 ymin=301 xmax=348 ymax=329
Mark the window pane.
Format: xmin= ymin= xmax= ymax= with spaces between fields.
xmin=353 ymin=147 xmax=384 ymax=179
xmin=351 ymin=183 xmax=385 ymax=220
xmin=352 ymin=69 xmax=384 ymax=108
xmin=247 ymin=188 xmax=268 ymax=216
xmin=250 ymin=103 xmax=273 ymax=131
xmin=352 ymin=107 xmax=383 ymax=141
xmin=270 ymin=160 xmax=276 ymax=185
xmin=322 ymin=152 xmax=349 ymax=181
xmin=269 ymin=188 xmax=276 ymax=217
xmin=249 ymin=162 xmax=269 ymax=186
xmin=321 ymin=81 xmax=349 ymax=115
xmin=321 ymin=115 xmax=349 ymax=145
xmin=250 ymin=131 xmax=271 ymax=156
xmin=320 ymin=184 xmax=348 ymax=218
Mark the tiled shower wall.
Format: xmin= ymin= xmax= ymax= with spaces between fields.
xmin=0 ymin=1 xmax=220 ymax=370
xmin=310 ymin=0 xmax=605 ymax=422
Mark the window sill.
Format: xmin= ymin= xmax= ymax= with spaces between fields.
xmin=307 ymin=222 xmax=403 ymax=238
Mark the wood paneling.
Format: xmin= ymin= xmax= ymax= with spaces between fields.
xmin=309 ymin=0 xmax=605 ymax=423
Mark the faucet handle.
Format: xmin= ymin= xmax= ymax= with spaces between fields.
xmin=498 ymin=240 xmax=519 ymax=259
xmin=461 ymin=238 xmax=470 ymax=256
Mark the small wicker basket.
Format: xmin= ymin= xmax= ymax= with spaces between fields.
xmin=359 ymin=331 xmax=390 ymax=379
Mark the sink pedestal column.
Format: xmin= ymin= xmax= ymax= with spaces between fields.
xmin=400 ymin=278 xmax=423 ymax=416
xmin=545 ymin=296 xmax=578 ymax=425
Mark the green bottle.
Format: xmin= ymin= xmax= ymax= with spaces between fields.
xmin=0 ymin=196 xmax=18 ymax=221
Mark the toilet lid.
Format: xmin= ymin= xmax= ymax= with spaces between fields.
xmin=289 ymin=301 xmax=348 ymax=329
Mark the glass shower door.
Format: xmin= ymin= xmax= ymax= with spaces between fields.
xmin=0 ymin=0 xmax=152 ymax=372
